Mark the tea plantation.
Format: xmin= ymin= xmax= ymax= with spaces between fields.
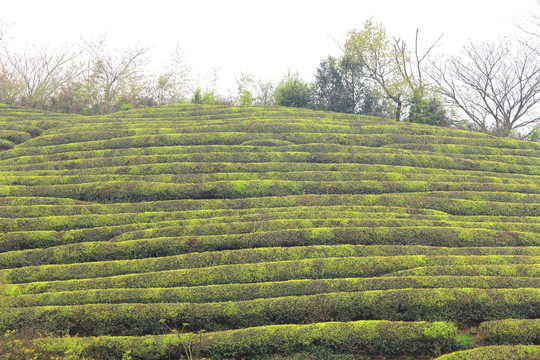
xmin=0 ymin=103 xmax=539 ymax=359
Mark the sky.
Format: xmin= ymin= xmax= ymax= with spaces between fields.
xmin=1 ymin=0 xmax=538 ymax=95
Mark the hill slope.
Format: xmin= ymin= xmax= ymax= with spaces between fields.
xmin=0 ymin=103 xmax=539 ymax=359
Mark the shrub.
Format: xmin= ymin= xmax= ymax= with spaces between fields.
xmin=434 ymin=345 xmax=540 ymax=360
xmin=478 ymin=319 xmax=540 ymax=345
xmin=274 ymin=72 xmax=311 ymax=108
xmin=0 ymin=289 xmax=538 ymax=335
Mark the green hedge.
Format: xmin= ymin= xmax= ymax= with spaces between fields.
xmin=3 ymin=140 xmax=538 ymax=167
xmin=0 ymin=223 xmax=150 ymax=253
xmin=0 ymin=208 xmax=454 ymax=233
xmin=4 ymin=170 xmax=540 ymax=188
xmin=5 ymin=276 xmax=540 ymax=307
xmin=7 ymin=138 xmax=538 ymax=167
xmin=386 ymin=142 xmax=540 ymax=157
xmin=5 ymin=255 xmax=540 ymax=294
xmin=1 ymin=206 xmax=538 ymax=234
xmin=478 ymin=319 xmax=540 ymax=345
xmin=2 ymin=149 xmax=539 ymax=175
xmin=0 ymin=289 xmax=538 ymax=335
xmin=2 ymin=244 xmax=539 ymax=283
xmin=0 ymin=139 xmax=14 ymax=150
xmin=2 ymin=180 xmax=539 ymax=203
xmin=0 ymin=317 xmax=457 ymax=359
xmin=0 ymin=256 xmax=445 ymax=293
xmin=5 ymin=161 xmax=537 ymax=189
xmin=80 ymin=320 xmax=458 ymax=360
xmin=3 ymin=226 xmax=538 ymax=269
xmin=2 ymin=192 xmax=533 ymax=219
xmin=0 ymin=130 xmax=31 ymax=144
xmin=434 ymin=345 xmax=540 ymax=360
xmin=389 ymin=264 xmax=540 ymax=277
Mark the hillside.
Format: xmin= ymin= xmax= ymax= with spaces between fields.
xmin=0 ymin=103 xmax=539 ymax=359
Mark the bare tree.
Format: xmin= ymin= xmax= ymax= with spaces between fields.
xmin=431 ymin=38 xmax=540 ymax=136
xmin=516 ymin=0 xmax=540 ymax=41
xmin=152 ymin=44 xmax=192 ymax=105
xmin=254 ymin=79 xmax=275 ymax=106
xmin=83 ymin=35 xmax=151 ymax=113
xmin=393 ymin=29 xmax=443 ymax=94
xmin=0 ymin=20 xmax=6 ymax=42
xmin=0 ymin=42 xmax=85 ymax=108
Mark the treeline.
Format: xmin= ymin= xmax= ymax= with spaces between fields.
xmin=0 ymin=11 xmax=539 ymax=138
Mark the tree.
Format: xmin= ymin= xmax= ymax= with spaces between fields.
xmin=312 ymin=55 xmax=365 ymax=114
xmin=516 ymin=0 xmax=540 ymax=41
xmin=190 ymin=88 xmax=203 ymax=104
xmin=82 ymin=35 xmax=151 ymax=114
xmin=431 ymin=38 xmax=540 ymax=136
xmin=274 ymin=72 xmax=311 ymax=108
xmin=406 ymin=89 xmax=448 ymax=126
xmin=344 ymin=19 xmax=408 ymax=120
xmin=151 ymin=44 xmax=191 ymax=105
xmin=0 ymin=42 xmax=85 ymax=109
xmin=239 ymin=90 xmax=254 ymax=105
xmin=235 ymin=70 xmax=254 ymax=105
xmin=254 ymin=79 xmax=275 ymax=106
xmin=344 ymin=20 xmax=444 ymax=123
xmin=190 ymin=88 xmax=216 ymax=105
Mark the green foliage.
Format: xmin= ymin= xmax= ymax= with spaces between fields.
xmin=274 ymin=72 xmax=311 ymax=108
xmin=239 ymin=90 xmax=254 ymax=106
xmin=435 ymin=345 xmax=540 ymax=360
xmin=524 ymin=125 xmax=540 ymax=142
xmin=312 ymin=56 xmax=367 ymax=114
xmin=190 ymin=89 xmax=203 ymax=104
xmin=344 ymin=19 xmax=408 ymax=121
xmin=407 ymin=88 xmax=449 ymax=126
xmin=190 ymin=90 xmax=216 ymax=105
xmin=0 ymin=104 xmax=539 ymax=358
xmin=478 ymin=319 xmax=540 ymax=345
xmin=0 ymin=289 xmax=538 ymax=336
xmin=4 ymin=275 xmax=539 ymax=308
xmin=0 ymin=329 xmax=85 ymax=360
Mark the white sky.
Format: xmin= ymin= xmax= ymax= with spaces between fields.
xmin=1 ymin=0 xmax=538 ymax=95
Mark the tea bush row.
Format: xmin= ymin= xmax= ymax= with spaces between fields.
xmin=0 ymin=171 xmax=538 ymax=191
xmin=2 ymin=245 xmax=540 ymax=283
xmin=5 ymin=161 xmax=538 ymax=186
xmin=388 ymin=264 xmax=540 ymax=277
xmin=0 ymin=288 xmax=537 ymax=335
xmin=435 ymin=345 xmax=540 ymax=360
xmin=2 ymin=226 xmax=538 ymax=269
xmin=0 ymin=201 xmax=440 ymax=219
xmin=2 ymin=180 xmax=539 ymax=203
xmin=1 ymin=192 xmax=534 ymax=218
xmin=1 ymin=210 xmax=537 ymax=236
xmin=5 ymin=171 xmax=540 ymax=188
xmin=8 ymin=140 xmax=533 ymax=166
xmin=477 ymin=319 xmax=540 ymax=345
xmin=3 ymin=150 xmax=539 ymax=175
xmin=6 ymin=256 xmax=539 ymax=294
xmin=80 ymin=320 xmax=458 ymax=360
xmin=5 ymin=276 xmax=540 ymax=307
xmin=0 ymin=208 xmax=454 ymax=233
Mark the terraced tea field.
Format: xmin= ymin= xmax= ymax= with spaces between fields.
xmin=0 ymin=103 xmax=539 ymax=359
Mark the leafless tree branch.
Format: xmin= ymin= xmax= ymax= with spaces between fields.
xmin=430 ymin=38 xmax=540 ymax=136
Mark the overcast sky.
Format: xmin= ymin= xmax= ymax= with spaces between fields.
xmin=1 ymin=0 xmax=538 ymax=94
